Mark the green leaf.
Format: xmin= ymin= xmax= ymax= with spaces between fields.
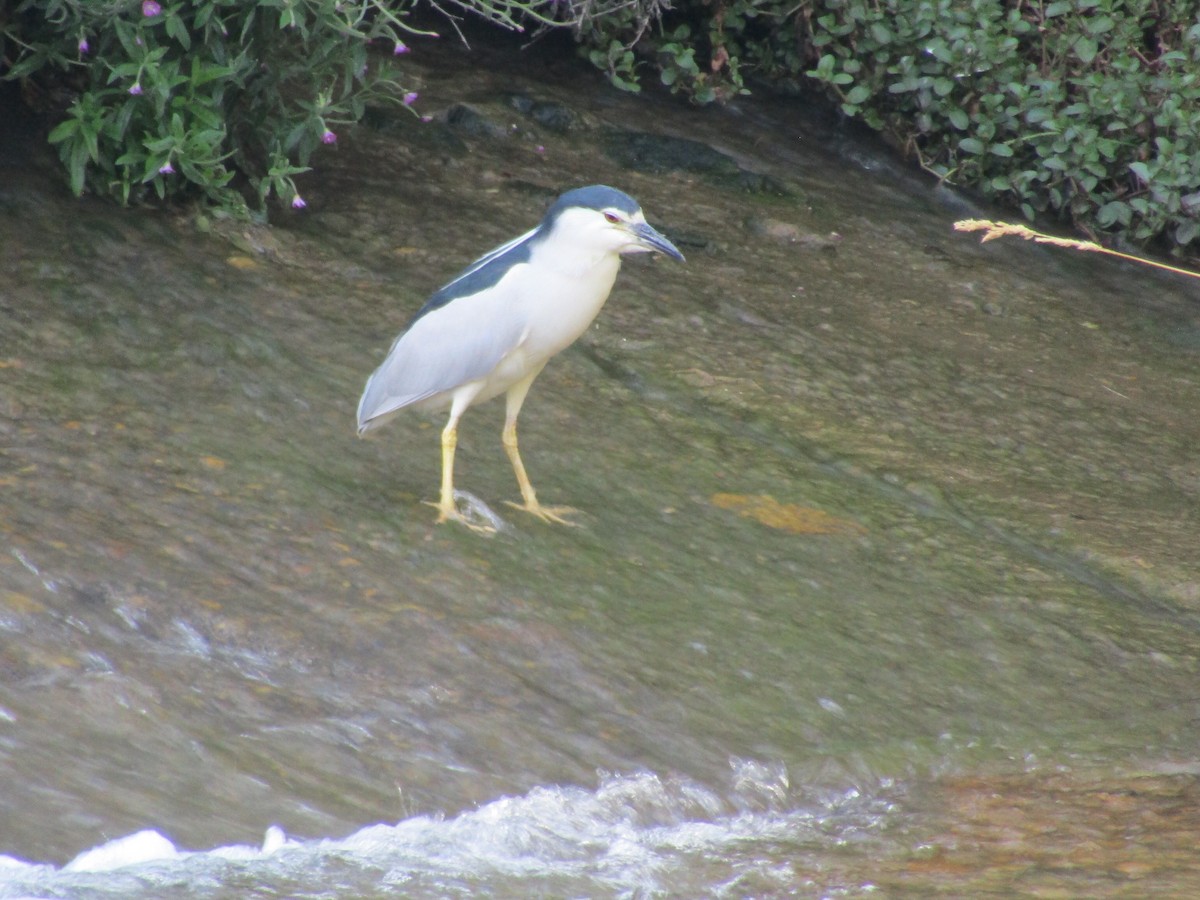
xmin=845 ymin=84 xmax=872 ymax=105
xmin=68 ymin=141 xmax=89 ymax=196
xmin=1095 ymin=201 xmax=1130 ymax=228
xmin=3 ymin=50 xmax=51 ymax=81
xmin=958 ymin=137 xmax=984 ymax=154
xmin=166 ymin=13 xmax=192 ymax=49
xmin=924 ymin=37 xmax=952 ymax=63
xmin=47 ymin=118 xmax=80 ymax=145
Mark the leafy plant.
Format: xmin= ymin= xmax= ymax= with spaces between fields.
xmin=7 ymin=0 xmax=1198 ymax=252
xmin=1 ymin=0 xmax=435 ymax=214
xmin=803 ymin=0 xmax=1200 ymax=252
xmin=571 ymin=0 xmax=1199 ymax=254
xmin=0 ymin=0 xmax=673 ymax=215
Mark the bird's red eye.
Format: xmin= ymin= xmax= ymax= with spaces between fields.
xmin=603 ymin=212 xmax=621 ymax=224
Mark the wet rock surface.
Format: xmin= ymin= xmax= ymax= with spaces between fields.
xmin=1 ymin=37 xmax=1199 ymax=896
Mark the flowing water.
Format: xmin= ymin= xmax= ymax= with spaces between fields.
xmin=1 ymin=36 xmax=1199 ymax=898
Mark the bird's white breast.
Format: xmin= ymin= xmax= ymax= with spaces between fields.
xmin=516 ymin=242 xmax=621 ymax=355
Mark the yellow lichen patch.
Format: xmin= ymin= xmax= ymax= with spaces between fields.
xmin=1 ymin=590 xmax=45 ymax=615
xmin=710 ymin=493 xmax=865 ymax=535
xmin=200 ymin=456 xmax=226 ymax=470
xmin=225 ymin=255 xmax=258 ymax=270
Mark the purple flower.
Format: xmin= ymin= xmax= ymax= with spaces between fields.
xmin=142 ymin=1 xmax=162 ymax=16
xmin=291 ymin=195 xmax=306 ymax=209
xmin=393 ymin=41 xmax=409 ymax=55
xmin=78 ymin=37 xmax=90 ymax=54
xmin=158 ymin=162 xmax=174 ymax=175
xmin=402 ymin=91 xmax=419 ymax=106
xmin=419 ymin=115 xmax=432 ymax=123
xmin=129 ymin=83 xmax=143 ymax=96
xmin=321 ymin=129 xmax=337 ymax=145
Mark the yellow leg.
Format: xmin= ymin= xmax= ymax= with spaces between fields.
xmin=432 ymin=418 xmax=459 ymax=524
xmin=422 ymin=397 xmax=496 ymax=533
xmin=500 ymin=375 xmax=578 ymax=526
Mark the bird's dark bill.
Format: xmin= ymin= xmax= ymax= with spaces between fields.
xmin=632 ymin=222 xmax=685 ymax=261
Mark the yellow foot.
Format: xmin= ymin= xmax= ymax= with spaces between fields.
xmin=422 ymin=494 xmax=507 ymax=534
xmin=504 ymin=500 xmax=581 ymax=526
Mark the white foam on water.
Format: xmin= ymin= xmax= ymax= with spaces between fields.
xmin=64 ymin=830 xmax=180 ymax=873
xmin=0 ymin=766 xmax=893 ymax=898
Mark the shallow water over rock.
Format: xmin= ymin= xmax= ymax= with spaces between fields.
xmin=2 ymin=38 xmax=1199 ymax=897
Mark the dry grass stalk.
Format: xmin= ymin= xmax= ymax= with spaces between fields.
xmin=954 ymin=219 xmax=1199 ymax=280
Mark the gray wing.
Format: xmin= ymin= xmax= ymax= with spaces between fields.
xmin=357 ymin=263 xmax=530 ymax=432
xmin=408 ymin=226 xmax=538 ymax=325
xmin=441 ymin=227 xmax=537 ymax=295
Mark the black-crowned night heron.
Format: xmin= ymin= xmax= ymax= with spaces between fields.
xmin=357 ymin=184 xmax=684 ymax=530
